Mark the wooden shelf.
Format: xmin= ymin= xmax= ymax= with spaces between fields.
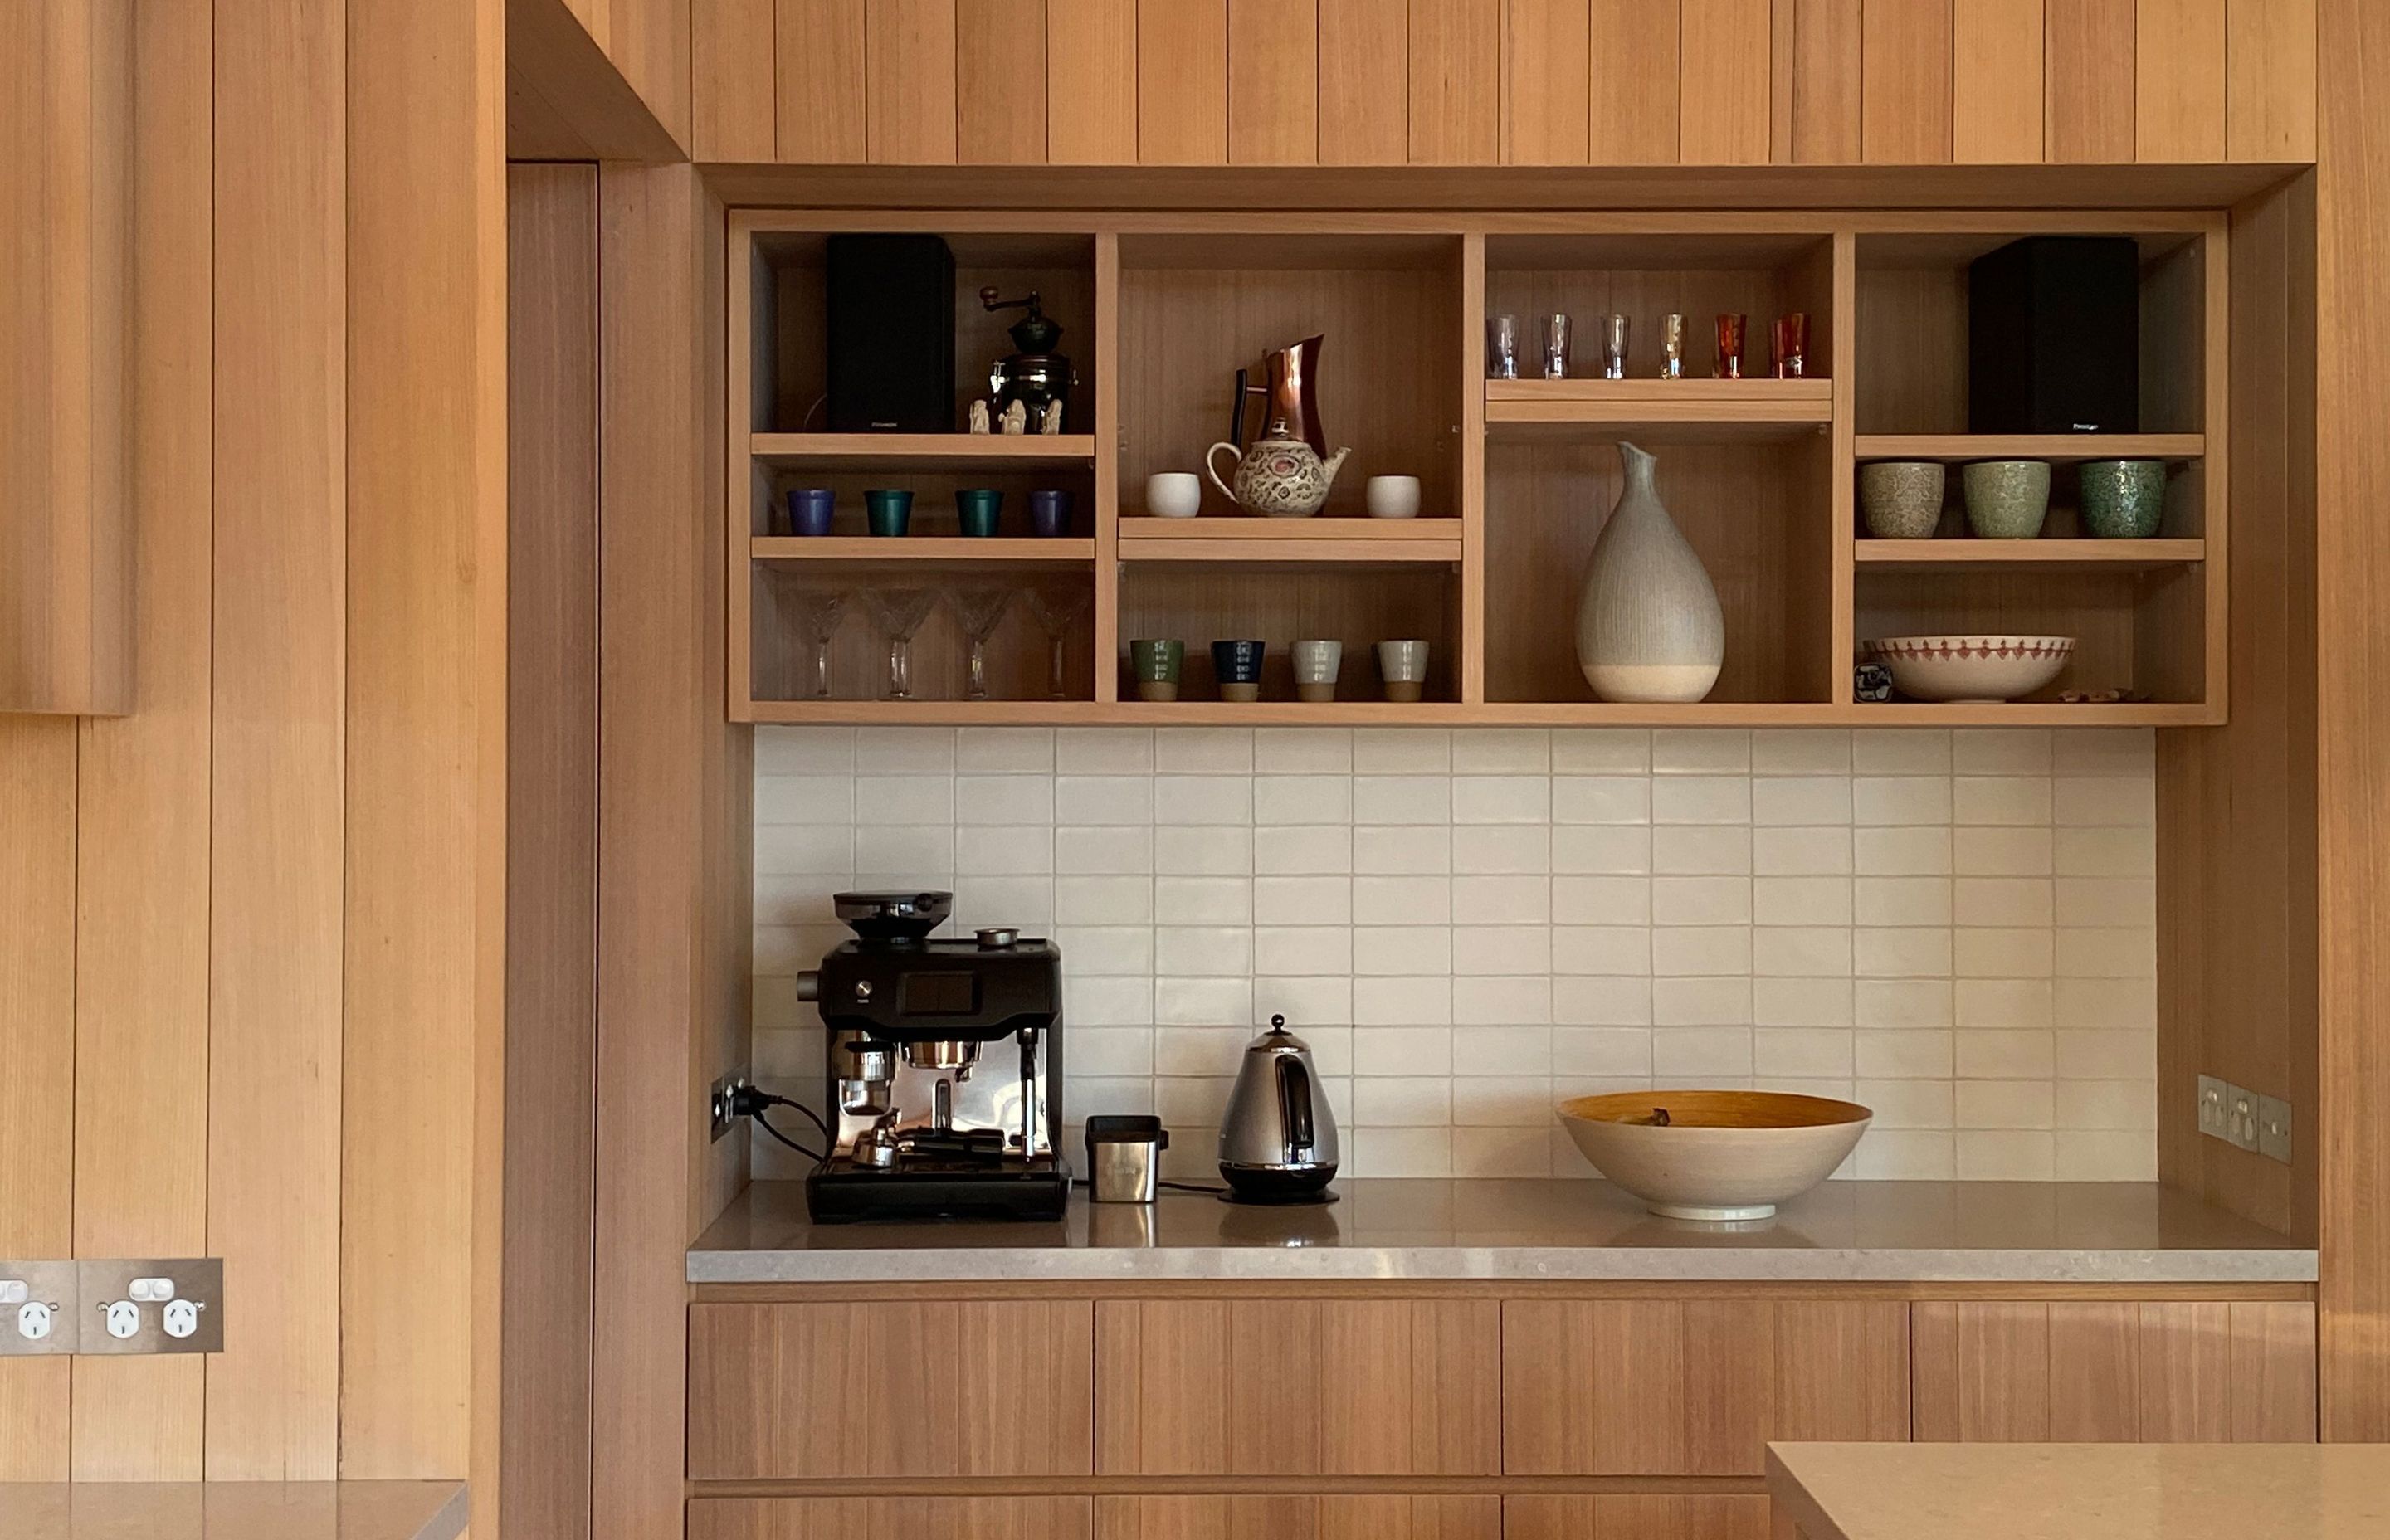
xmin=751 ymin=536 xmax=1094 ymax=564
xmin=1118 ymin=517 xmax=1460 ymax=539
xmin=1486 ymin=377 xmax=1832 ymax=441
xmin=749 ymin=433 xmax=1097 ymax=469
xmin=1119 ymin=534 xmax=1462 ymax=564
xmin=739 ymin=698 xmax=2215 ymax=726
xmin=1856 ymin=538 xmax=2207 ymax=571
xmin=1853 ymin=433 xmax=2205 ymax=462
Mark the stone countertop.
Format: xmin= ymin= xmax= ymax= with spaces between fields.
xmin=1768 ymin=1444 xmax=2390 ymax=1540
xmin=0 ymin=1483 xmax=466 ymax=1540
xmin=687 ymin=1178 xmax=2315 ymax=1284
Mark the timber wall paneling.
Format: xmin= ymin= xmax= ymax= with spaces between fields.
xmin=689 ymin=0 xmax=2317 ymax=168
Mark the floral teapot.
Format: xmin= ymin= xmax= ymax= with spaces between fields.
xmin=1206 ymin=419 xmax=1353 ymax=518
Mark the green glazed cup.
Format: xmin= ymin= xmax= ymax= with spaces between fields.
xmin=955 ymin=488 xmax=1004 ymax=537
xmin=2078 ymin=459 xmax=2166 ymax=539
xmin=1962 ymin=460 xmax=2052 ymax=539
xmin=865 ymin=488 xmax=913 ymax=537
xmin=1129 ymin=639 xmax=1183 ymax=702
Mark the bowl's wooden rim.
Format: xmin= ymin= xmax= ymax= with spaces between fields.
xmin=1558 ymin=1088 xmax=1874 ymax=1130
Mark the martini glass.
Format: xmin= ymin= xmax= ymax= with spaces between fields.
xmin=784 ymin=583 xmax=847 ymax=699
xmin=1023 ymin=582 xmax=1091 ymax=702
xmin=949 ymin=584 xmax=1015 ymax=702
xmin=860 ymin=586 xmax=939 ymax=700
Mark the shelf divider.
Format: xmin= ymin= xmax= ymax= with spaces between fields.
xmin=1851 ymin=432 xmax=2205 ymax=461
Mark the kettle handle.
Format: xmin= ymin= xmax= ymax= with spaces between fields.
xmin=1276 ymin=1055 xmax=1314 ymax=1157
xmin=1205 ymin=441 xmax=1243 ymax=504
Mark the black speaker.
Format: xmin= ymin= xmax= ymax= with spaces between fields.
xmin=1967 ymin=236 xmax=2140 ymax=435
xmin=826 ymin=234 xmax=956 ymax=433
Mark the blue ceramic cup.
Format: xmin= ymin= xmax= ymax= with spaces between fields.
xmin=1029 ymin=489 xmax=1073 ymax=537
xmin=787 ymin=487 xmax=836 ymax=537
xmin=1211 ymin=639 xmax=1265 ymax=702
xmin=955 ymin=488 xmax=1004 ymax=537
xmin=865 ymin=489 xmax=913 ymax=537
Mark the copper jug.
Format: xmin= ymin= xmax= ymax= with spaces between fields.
xmin=1227 ymin=334 xmax=1329 ymax=456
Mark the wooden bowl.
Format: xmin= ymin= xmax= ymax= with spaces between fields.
xmin=1557 ymin=1089 xmax=1872 ymax=1221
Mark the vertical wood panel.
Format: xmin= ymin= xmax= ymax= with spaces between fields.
xmin=1138 ymin=0 xmax=1228 ymax=163
xmin=1228 ymin=0 xmax=1317 ymax=164
xmin=2045 ymin=1304 xmax=2143 ymax=1440
xmin=1952 ymin=1304 xmax=2050 ymax=1440
xmin=66 ymin=0 xmax=210 ymax=1478
xmin=1503 ymin=0 xmax=1588 ymax=165
xmin=1319 ymin=0 xmax=1409 ymax=163
xmin=695 ymin=0 xmax=776 ymax=159
xmin=867 ymin=0 xmax=960 ymax=163
xmin=2046 ymin=0 xmax=2135 ymax=161
xmin=1862 ymin=0 xmax=1954 ymax=162
xmin=776 ymin=0 xmax=866 ymax=163
xmin=1587 ymin=0 xmax=1678 ymax=165
xmin=1046 ymin=0 xmax=1137 ymax=163
xmin=958 ymin=0 xmax=1048 ymax=163
xmin=208 ymin=0 xmax=347 ymax=1482
xmin=1679 ymin=0 xmax=1773 ymax=163
xmin=0 ymin=719 xmax=77 ymax=1480
xmin=1786 ymin=0 xmax=1864 ymax=163
xmin=2228 ymin=1301 xmax=2319 ymax=1440
xmin=1774 ymin=1303 xmax=1912 ymax=1441
xmin=502 ymin=163 xmax=600 ymax=1540
xmin=2136 ymin=0 xmax=2227 ymax=159
xmin=1409 ymin=0 xmax=1501 ymax=163
xmin=2137 ymin=1302 xmax=2233 ymax=1440
xmin=2226 ymin=0 xmax=2315 ymax=160
xmin=1953 ymin=0 xmax=2045 ymax=161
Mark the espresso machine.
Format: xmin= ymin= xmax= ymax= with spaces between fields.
xmin=796 ymin=891 xmax=1068 ymax=1221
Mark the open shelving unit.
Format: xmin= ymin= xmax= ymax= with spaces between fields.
xmin=725 ymin=211 xmax=2231 ymax=726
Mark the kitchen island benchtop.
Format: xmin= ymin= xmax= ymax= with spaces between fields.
xmin=689 ymin=1178 xmax=2314 ymax=1284
xmin=0 ymin=1483 xmax=466 ymax=1540
xmin=1768 ymin=1443 xmax=2390 ymax=1540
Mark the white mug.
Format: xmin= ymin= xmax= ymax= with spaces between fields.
xmin=1146 ymin=471 xmax=1202 ymax=519
xmin=1366 ymin=475 xmax=1422 ymax=519
xmin=1377 ymin=639 xmax=1430 ymax=702
xmin=1291 ymin=640 xmax=1344 ymax=683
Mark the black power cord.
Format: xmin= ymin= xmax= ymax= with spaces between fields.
xmin=730 ymin=1084 xmax=832 ymax=1166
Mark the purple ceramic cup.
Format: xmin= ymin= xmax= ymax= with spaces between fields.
xmin=787 ymin=487 xmax=836 ymax=537
xmin=1029 ymin=489 xmax=1072 ymax=538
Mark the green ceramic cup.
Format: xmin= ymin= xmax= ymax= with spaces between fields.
xmin=865 ymin=488 xmax=913 ymax=537
xmin=1962 ymin=460 xmax=2052 ymax=539
xmin=2078 ymin=459 xmax=2166 ymax=539
xmin=1129 ymin=639 xmax=1183 ymax=703
xmin=955 ymin=488 xmax=1004 ymax=537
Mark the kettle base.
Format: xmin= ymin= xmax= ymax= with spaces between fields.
xmin=1217 ymin=1164 xmax=1339 ymax=1206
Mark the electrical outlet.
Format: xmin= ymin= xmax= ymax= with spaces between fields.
xmin=2197 ymin=1075 xmax=2230 ymax=1140
xmin=75 ymin=1260 xmax=222 ymax=1356
xmin=0 ymin=1261 xmax=78 ymax=1356
xmin=2257 ymin=1094 xmax=2294 ymax=1164
xmin=2226 ymin=1085 xmax=2263 ymax=1153
xmin=710 ymin=1067 xmax=754 ymax=1143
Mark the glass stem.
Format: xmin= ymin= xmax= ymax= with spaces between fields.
xmin=968 ymin=638 xmax=990 ymax=701
xmin=812 ymin=636 xmax=832 ymax=699
xmin=888 ymin=635 xmax=911 ymax=700
xmin=1046 ymin=634 xmax=1067 ymax=701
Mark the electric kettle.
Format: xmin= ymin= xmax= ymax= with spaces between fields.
xmin=1218 ymin=1015 xmax=1339 ymax=1203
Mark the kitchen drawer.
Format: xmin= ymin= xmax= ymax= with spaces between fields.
xmin=687 ymin=1300 xmax=1094 ymax=1479
xmin=1504 ymin=1496 xmax=1771 ymax=1540
xmin=690 ymin=1498 xmax=1094 ymax=1540
xmin=1500 ymin=1299 xmax=1910 ymax=1475
xmin=1911 ymin=1300 xmax=2318 ymax=1441
xmin=1095 ymin=1299 xmax=1500 ymax=1476
xmin=1095 ymin=1495 xmax=1500 ymax=1540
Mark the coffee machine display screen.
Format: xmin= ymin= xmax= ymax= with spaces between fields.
xmin=899 ymin=972 xmax=981 ymax=1016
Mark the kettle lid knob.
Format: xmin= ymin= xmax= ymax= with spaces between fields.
xmin=1269 ymin=1013 xmax=1288 ymax=1032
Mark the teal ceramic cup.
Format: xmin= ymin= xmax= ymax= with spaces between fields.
xmin=955 ymin=488 xmax=1004 ymax=537
xmin=865 ymin=488 xmax=913 ymax=537
xmin=2078 ymin=459 xmax=2166 ymax=539
xmin=1129 ymin=639 xmax=1183 ymax=702
xmin=1962 ymin=460 xmax=2052 ymax=539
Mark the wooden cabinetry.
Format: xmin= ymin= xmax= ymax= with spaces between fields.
xmin=1095 ymin=1495 xmax=1499 ymax=1540
xmin=1094 ymin=1299 xmax=1500 ymax=1476
xmin=1910 ymin=1299 xmax=2318 ymax=1442
xmin=690 ymin=1497 xmax=1093 ymax=1540
xmin=1500 ymin=1299 xmax=1910 ymax=1475
xmin=687 ymin=1301 xmax=1094 ymax=1479
xmin=1505 ymin=1495 xmax=1771 ymax=1540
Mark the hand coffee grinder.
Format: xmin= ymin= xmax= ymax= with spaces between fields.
xmin=797 ymin=891 xmax=1068 ymax=1221
xmin=980 ymin=286 xmax=1077 ymax=430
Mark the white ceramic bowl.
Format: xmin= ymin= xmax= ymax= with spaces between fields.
xmin=1558 ymin=1089 xmax=1872 ymax=1221
xmin=1864 ymin=634 xmax=2075 ymax=703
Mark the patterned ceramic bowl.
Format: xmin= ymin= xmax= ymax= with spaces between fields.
xmin=1864 ymin=635 xmax=2075 ymax=702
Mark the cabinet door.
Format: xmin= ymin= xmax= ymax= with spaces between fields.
xmin=1095 ymin=1495 xmax=1500 ymax=1540
xmin=1095 ymin=1299 xmax=1500 ymax=1475
xmin=1501 ymin=1299 xmax=1910 ymax=1474
xmin=687 ymin=1301 xmax=1094 ymax=1479
xmin=1911 ymin=1299 xmax=2318 ymax=1442
xmin=1505 ymin=1496 xmax=1772 ymax=1540
xmin=691 ymin=1498 xmax=1093 ymax=1540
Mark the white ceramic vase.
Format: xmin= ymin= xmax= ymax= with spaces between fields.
xmin=1573 ymin=441 xmax=1724 ymax=703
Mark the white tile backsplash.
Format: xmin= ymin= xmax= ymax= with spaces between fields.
xmin=750 ymin=726 xmax=2159 ymax=1183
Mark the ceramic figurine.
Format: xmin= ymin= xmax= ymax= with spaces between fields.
xmin=968 ymin=399 xmax=993 ymax=434
xmin=1573 ymin=441 xmax=1724 ymax=703
xmin=999 ymin=399 xmax=1028 ymax=435
xmin=1854 ymin=662 xmax=1895 ymax=703
xmin=1038 ymin=400 xmax=1065 ymax=435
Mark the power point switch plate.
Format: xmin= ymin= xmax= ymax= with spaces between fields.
xmin=710 ymin=1067 xmax=754 ymax=1143
xmin=2226 ymin=1084 xmax=2264 ymax=1153
xmin=2197 ymin=1076 xmax=2230 ymax=1140
xmin=0 ymin=1261 xmax=78 ymax=1356
xmin=2257 ymin=1094 xmax=2295 ymax=1164
xmin=74 ymin=1260 xmax=221 ymax=1356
